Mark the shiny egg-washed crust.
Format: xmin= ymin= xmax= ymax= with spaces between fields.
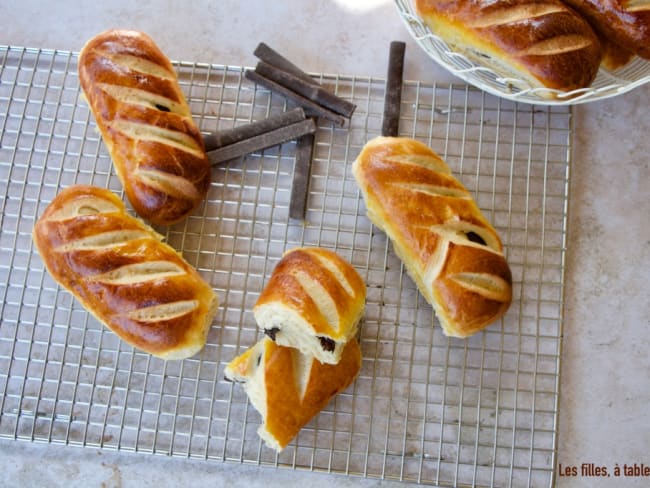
xmin=253 ymin=247 xmax=366 ymax=364
xmin=32 ymin=185 xmax=219 ymax=359
xmin=224 ymin=336 xmax=361 ymax=451
xmin=352 ymin=137 xmax=512 ymax=338
xmin=78 ymin=30 xmax=211 ymax=225
xmin=598 ymin=36 xmax=636 ymax=70
xmin=415 ymin=0 xmax=602 ymax=94
xmin=561 ymin=0 xmax=650 ymax=60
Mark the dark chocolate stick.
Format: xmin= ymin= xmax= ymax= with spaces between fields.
xmin=245 ymin=69 xmax=347 ymax=127
xmin=289 ymin=131 xmax=315 ymax=220
xmin=207 ymin=118 xmax=317 ymax=164
xmin=382 ymin=41 xmax=406 ymax=137
xmin=203 ymin=107 xmax=306 ymax=152
xmin=255 ymin=61 xmax=356 ymax=119
xmin=253 ymin=42 xmax=316 ymax=85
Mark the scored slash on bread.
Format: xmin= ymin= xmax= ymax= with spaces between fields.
xmin=253 ymin=247 xmax=366 ymax=364
xmin=78 ymin=29 xmax=211 ymax=226
xmin=352 ymin=137 xmax=512 ymax=338
xmin=224 ymin=336 xmax=362 ymax=452
xmin=32 ymin=185 xmax=218 ymax=359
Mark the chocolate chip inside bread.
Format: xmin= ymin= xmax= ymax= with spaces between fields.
xmin=318 ymin=336 xmax=336 ymax=352
xmin=465 ymin=231 xmax=487 ymax=246
xmin=264 ymin=327 xmax=280 ymax=341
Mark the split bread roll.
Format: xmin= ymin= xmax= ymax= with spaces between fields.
xmin=32 ymin=185 xmax=219 ymax=359
xmin=78 ymin=29 xmax=211 ymax=226
xmin=254 ymin=247 xmax=366 ymax=364
xmin=561 ymin=0 xmax=650 ymax=61
xmin=352 ymin=137 xmax=512 ymax=338
xmin=224 ymin=336 xmax=361 ymax=451
xmin=414 ymin=0 xmax=602 ymax=94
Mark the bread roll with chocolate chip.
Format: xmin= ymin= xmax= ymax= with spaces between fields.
xmin=33 ymin=185 xmax=218 ymax=359
xmin=415 ymin=0 xmax=602 ymax=94
xmin=352 ymin=137 xmax=512 ymax=337
xmin=254 ymin=247 xmax=366 ymax=364
xmin=224 ymin=336 xmax=361 ymax=451
xmin=78 ymin=30 xmax=211 ymax=225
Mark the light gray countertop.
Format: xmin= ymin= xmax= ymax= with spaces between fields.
xmin=1 ymin=1 xmax=649 ymax=487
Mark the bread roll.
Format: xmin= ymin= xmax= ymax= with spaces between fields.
xmin=352 ymin=137 xmax=512 ymax=337
xmin=32 ymin=185 xmax=219 ymax=359
xmin=599 ymin=37 xmax=636 ymax=70
xmin=253 ymin=247 xmax=366 ymax=364
xmin=414 ymin=0 xmax=602 ymax=94
xmin=78 ymin=29 xmax=211 ymax=225
xmin=224 ymin=336 xmax=361 ymax=451
xmin=561 ymin=0 xmax=650 ymax=60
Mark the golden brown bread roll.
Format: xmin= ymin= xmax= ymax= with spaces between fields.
xmin=598 ymin=37 xmax=636 ymax=70
xmin=414 ymin=0 xmax=602 ymax=94
xmin=253 ymin=247 xmax=366 ymax=364
xmin=352 ymin=137 xmax=512 ymax=337
xmin=78 ymin=29 xmax=211 ymax=226
xmin=224 ymin=336 xmax=361 ymax=451
xmin=32 ymin=185 xmax=219 ymax=359
xmin=560 ymin=0 xmax=650 ymax=60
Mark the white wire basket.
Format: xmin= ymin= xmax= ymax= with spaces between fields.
xmin=395 ymin=0 xmax=650 ymax=105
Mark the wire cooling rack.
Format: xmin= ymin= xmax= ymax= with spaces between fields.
xmin=0 ymin=46 xmax=570 ymax=487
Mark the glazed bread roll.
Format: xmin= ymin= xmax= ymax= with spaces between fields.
xmin=561 ymin=0 xmax=650 ymax=60
xmin=78 ymin=30 xmax=211 ymax=226
xmin=254 ymin=247 xmax=366 ymax=364
xmin=33 ymin=185 xmax=219 ymax=359
xmin=414 ymin=0 xmax=602 ymax=94
xmin=598 ymin=37 xmax=636 ymax=70
xmin=352 ymin=137 xmax=512 ymax=338
xmin=224 ymin=336 xmax=361 ymax=451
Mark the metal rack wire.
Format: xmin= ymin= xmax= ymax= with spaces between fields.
xmin=0 ymin=46 xmax=569 ymax=487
